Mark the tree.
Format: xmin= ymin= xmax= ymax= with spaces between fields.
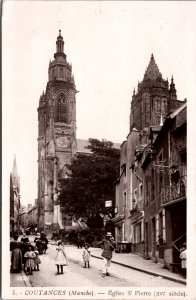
xmin=59 ymin=138 xmax=120 ymax=229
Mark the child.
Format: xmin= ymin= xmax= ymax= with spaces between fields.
xmin=82 ymin=243 xmax=91 ymax=268
xmin=55 ymin=241 xmax=68 ymax=275
xmin=24 ymin=246 xmax=36 ymax=275
xmin=34 ymin=246 xmax=41 ymax=271
xmin=179 ymin=242 xmax=187 ymax=278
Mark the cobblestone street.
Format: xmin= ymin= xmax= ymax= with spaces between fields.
xmin=10 ymin=237 xmax=185 ymax=287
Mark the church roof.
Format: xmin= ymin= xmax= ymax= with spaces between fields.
xmin=143 ymin=54 xmax=162 ymax=81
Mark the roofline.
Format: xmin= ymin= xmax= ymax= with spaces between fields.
xmin=169 ymin=101 xmax=187 ymax=119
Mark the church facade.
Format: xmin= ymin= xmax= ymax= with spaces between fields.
xmin=37 ymin=31 xmax=90 ymax=232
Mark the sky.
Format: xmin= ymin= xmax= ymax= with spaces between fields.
xmin=2 ymin=1 xmax=196 ymax=207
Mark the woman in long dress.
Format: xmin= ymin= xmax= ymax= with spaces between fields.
xmin=10 ymin=235 xmax=23 ymax=273
xmin=55 ymin=241 xmax=68 ymax=274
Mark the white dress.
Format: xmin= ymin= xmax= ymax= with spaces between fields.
xmin=179 ymin=249 xmax=187 ymax=269
xmin=82 ymin=249 xmax=91 ymax=262
xmin=55 ymin=245 xmax=68 ymax=266
xmin=24 ymin=251 xmax=36 ymax=268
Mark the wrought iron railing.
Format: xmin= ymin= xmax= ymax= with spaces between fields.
xmin=161 ymin=175 xmax=186 ymax=205
xmin=130 ymin=200 xmax=144 ymax=214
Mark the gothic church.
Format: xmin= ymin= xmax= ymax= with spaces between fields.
xmin=130 ymin=54 xmax=182 ymax=132
xmin=37 ymin=31 xmax=90 ymax=232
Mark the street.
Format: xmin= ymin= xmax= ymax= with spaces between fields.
xmin=26 ymin=241 xmax=131 ymax=287
xmin=13 ymin=237 xmax=184 ymax=287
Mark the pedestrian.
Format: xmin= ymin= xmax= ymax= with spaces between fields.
xmin=20 ymin=233 xmax=30 ymax=244
xmin=34 ymin=246 xmax=41 ymax=271
xmin=96 ymin=232 xmax=115 ymax=277
xmin=10 ymin=235 xmax=23 ymax=273
xmin=40 ymin=231 xmax=48 ymax=254
xmin=77 ymin=233 xmax=83 ymax=249
xmin=34 ymin=233 xmax=43 ymax=254
xmin=82 ymin=243 xmax=91 ymax=268
xmin=55 ymin=241 xmax=68 ymax=275
xmin=179 ymin=242 xmax=187 ymax=278
xmin=24 ymin=246 xmax=36 ymax=275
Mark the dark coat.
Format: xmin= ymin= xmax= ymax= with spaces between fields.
xmin=97 ymin=238 xmax=115 ymax=259
xmin=10 ymin=241 xmax=23 ymax=272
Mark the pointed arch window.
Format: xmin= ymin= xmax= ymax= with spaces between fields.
xmin=55 ymin=94 xmax=68 ymax=123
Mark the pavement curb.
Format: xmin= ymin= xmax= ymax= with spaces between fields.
xmin=91 ymin=254 xmax=186 ymax=285
xmin=21 ymin=271 xmax=32 ymax=287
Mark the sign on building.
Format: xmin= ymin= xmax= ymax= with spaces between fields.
xmin=105 ymin=200 xmax=112 ymax=208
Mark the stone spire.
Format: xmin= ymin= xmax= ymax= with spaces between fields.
xmin=144 ymin=54 xmax=162 ymax=81
xmin=12 ymin=156 xmax=20 ymax=190
xmin=169 ymin=75 xmax=177 ymax=100
xmin=54 ymin=29 xmax=66 ymax=59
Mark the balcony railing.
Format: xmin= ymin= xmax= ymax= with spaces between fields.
xmin=130 ymin=200 xmax=144 ymax=214
xmin=161 ymin=176 xmax=186 ymax=206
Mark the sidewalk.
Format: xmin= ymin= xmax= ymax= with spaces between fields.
xmin=10 ymin=271 xmax=31 ymax=287
xmin=90 ymin=247 xmax=186 ymax=285
xmin=49 ymin=242 xmax=186 ymax=285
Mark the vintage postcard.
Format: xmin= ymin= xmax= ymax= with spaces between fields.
xmin=2 ymin=1 xmax=196 ymax=299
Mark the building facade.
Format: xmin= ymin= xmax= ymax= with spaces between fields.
xmin=113 ymin=54 xmax=186 ymax=260
xmin=142 ymin=102 xmax=186 ymax=270
xmin=19 ymin=206 xmax=28 ymax=232
xmin=27 ymin=199 xmax=38 ymax=232
xmin=10 ymin=157 xmax=20 ymax=236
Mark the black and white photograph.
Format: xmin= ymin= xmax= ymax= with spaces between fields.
xmin=2 ymin=1 xmax=196 ymax=299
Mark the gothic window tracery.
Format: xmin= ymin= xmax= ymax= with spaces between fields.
xmin=55 ymin=94 xmax=68 ymax=123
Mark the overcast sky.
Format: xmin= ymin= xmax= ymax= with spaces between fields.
xmin=2 ymin=1 xmax=196 ymax=206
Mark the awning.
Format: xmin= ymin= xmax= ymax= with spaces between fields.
xmin=110 ymin=214 xmax=125 ymax=223
xmin=172 ymin=233 xmax=186 ymax=252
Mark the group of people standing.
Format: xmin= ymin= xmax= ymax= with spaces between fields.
xmin=10 ymin=232 xmax=48 ymax=275
xmin=10 ymin=230 xmax=116 ymax=278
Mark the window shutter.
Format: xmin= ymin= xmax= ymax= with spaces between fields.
xmin=130 ymin=225 xmax=133 ymax=243
xmin=156 ymin=214 xmax=159 ymax=244
xmin=162 ymin=208 xmax=166 ymax=243
xmin=141 ymin=220 xmax=144 ymax=242
xmin=122 ymin=222 xmax=125 ymax=241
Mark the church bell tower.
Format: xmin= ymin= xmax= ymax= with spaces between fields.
xmin=37 ymin=30 xmax=77 ymax=232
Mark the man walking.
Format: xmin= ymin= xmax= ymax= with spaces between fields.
xmin=97 ymin=232 xmax=115 ymax=277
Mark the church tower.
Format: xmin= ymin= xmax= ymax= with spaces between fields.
xmin=130 ymin=54 xmax=182 ymax=132
xmin=37 ymin=30 xmax=77 ymax=232
xmin=10 ymin=156 xmax=20 ymax=236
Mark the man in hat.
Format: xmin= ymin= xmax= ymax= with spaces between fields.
xmin=97 ymin=232 xmax=115 ymax=277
